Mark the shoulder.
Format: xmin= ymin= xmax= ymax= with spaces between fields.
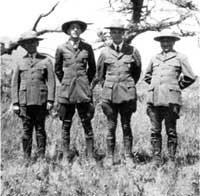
xmin=38 ymin=53 xmax=54 ymax=64
xmin=56 ymin=43 xmax=67 ymax=51
xmin=80 ymin=41 xmax=93 ymax=51
xmin=175 ymin=51 xmax=188 ymax=61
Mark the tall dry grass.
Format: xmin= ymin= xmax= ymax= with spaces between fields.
xmin=1 ymin=78 xmax=199 ymax=196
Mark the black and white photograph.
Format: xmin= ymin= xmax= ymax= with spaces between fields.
xmin=1 ymin=0 xmax=200 ymax=195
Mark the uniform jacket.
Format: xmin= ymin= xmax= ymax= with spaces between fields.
xmin=144 ymin=50 xmax=196 ymax=106
xmin=97 ymin=43 xmax=141 ymax=103
xmin=55 ymin=40 xmax=96 ymax=104
xmin=12 ymin=53 xmax=56 ymax=106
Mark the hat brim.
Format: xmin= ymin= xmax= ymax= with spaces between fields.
xmin=154 ymin=36 xmax=180 ymax=42
xmin=104 ymin=27 xmax=128 ymax=31
xmin=62 ymin=20 xmax=87 ymax=34
xmin=18 ymin=37 xmax=43 ymax=44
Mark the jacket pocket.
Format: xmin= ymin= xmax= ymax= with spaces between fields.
xmin=168 ymin=86 xmax=181 ymax=104
xmin=147 ymin=86 xmax=154 ymax=104
xmin=127 ymin=82 xmax=136 ymax=99
xmin=59 ymin=81 xmax=71 ymax=98
xmin=102 ymin=81 xmax=113 ymax=100
xmin=104 ymin=59 xmax=115 ymax=65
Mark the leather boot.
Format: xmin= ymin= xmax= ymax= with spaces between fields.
xmin=168 ymin=140 xmax=177 ymax=162
xmin=85 ymin=137 xmax=96 ymax=164
xmin=62 ymin=120 xmax=71 ymax=162
xmin=62 ymin=136 xmax=70 ymax=162
xmin=124 ymin=137 xmax=133 ymax=167
xmin=104 ymin=137 xmax=115 ymax=167
xmin=36 ymin=136 xmax=46 ymax=159
xmin=22 ymin=137 xmax=32 ymax=161
xmin=151 ymin=139 xmax=162 ymax=167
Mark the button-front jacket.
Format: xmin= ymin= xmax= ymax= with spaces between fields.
xmin=144 ymin=50 xmax=196 ymax=106
xmin=55 ymin=40 xmax=96 ymax=104
xmin=97 ymin=43 xmax=141 ymax=104
xmin=12 ymin=53 xmax=56 ymax=106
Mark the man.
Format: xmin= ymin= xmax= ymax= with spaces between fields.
xmin=55 ymin=19 xmax=96 ymax=162
xmin=12 ymin=31 xmax=56 ymax=161
xmin=143 ymin=30 xmax=196 ymax=166
xmin=96 ymin=19 xmax=142 ymax=167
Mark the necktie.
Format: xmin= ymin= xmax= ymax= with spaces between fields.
xmin=116 ymin=45 xmax=120 ymax=53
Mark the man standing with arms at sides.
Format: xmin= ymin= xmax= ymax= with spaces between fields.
xmin=144 ymin=30 xmax=196 ymax=167
xmin=55 ymin=19 xmax=96 ymax=162
xmin=12 ymin=31 xmax=56 ymax=162
xmin=96 ymin=19 xmax=142 ymax=167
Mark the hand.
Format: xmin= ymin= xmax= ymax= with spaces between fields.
xmin=13 ymin=105 xmax=20 ymax=115
xmin=47 ymin=102 xmax=53 ymax=111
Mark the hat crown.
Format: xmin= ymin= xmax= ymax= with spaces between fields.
xmin=159 ymin=30 xmax=179 ymax=37
xmin=154 ymin=29 xmax=180 ymax=41
xmin=62 ymin=19 xmax=87 ymax=35
xmin=105 ymin=19 xmax=127 ymax=29
xmin=20 ymin=30 xmax=38 ymax=40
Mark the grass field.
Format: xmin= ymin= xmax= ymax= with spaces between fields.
xmin=1 ymin=78 xmax=199 ymax=196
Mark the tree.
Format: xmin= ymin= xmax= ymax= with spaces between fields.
xmin=0 ymin=2 xmax=61 ymax=55
xmin=1 ymin=0 xmax=199 ymax=54
xmin=97 ymin=0 xmax=200 ymax=44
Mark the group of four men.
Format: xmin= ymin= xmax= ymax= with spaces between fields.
xmin=11 ymin=18 xmax=196 ymax=167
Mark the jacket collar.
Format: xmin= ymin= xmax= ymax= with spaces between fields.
xmin=156 ymin=50 xmax=177 ymax=61
xmin=109 ymin=42 xmax=128 ymax=58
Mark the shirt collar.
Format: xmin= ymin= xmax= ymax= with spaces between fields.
xmin=112 ymin=42 xmax=123 ymax=51
xmin=28 ymin=53 xmax=37 ymax=58
xmin=68 ymin=38 xmax=81 ymax=48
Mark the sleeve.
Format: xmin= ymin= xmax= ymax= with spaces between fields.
xmin=46 ymin=58 xmax=56 ymax=102
xmin=11 ymin=65 xmax=20 ymax=105
xmin=54 ymin=46 xmax=64 ymax=82
xmin=178 ymin=54 xmax=196 ymax=89
xmin=87 ymin=45 xmax=96 ymax=84
xmin=131 ymin=47 xmax=142 ymax=84
xmin=96 ymin=51 xmax=107 ymax=87
xmin=143 ymin=59 xmax=153 ymax=84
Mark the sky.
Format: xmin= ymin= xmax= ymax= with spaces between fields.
xmin=1 ymin=0 xmax=200 ymax=75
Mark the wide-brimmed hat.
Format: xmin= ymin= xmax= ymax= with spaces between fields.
xmin=154 ymin=30 xmax=180 ymax=41
xmin=104 ymin=19 xmax=128 ymax=30
xmin=18 ymin=31 xmax=43 ymax=44
xmin=62 ymin=19 xmax=87 ymax=34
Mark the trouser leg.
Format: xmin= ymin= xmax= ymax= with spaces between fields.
xmin=21 ymin=107 xmax=34 ymax=160
xmin=77 ymin=103 xmax=95 ymax=159
xmin=62 ymin=120 xmax=72 ymax=159
xmin=165 ymin=107 xmax=178 ymax=161
xmin=147 ymin=105 xmax=163 ymax=162
xmin=120 ymin=111 xmax=133 ymax=158
xmin=34 ymin=106 xmax=47 ymax=159
xmin=58 ymin=103 xmax=75 ymax=161
xmin=102 ymin=101 xmax=117 ymax=166
xmin=82 ymin=119 xmax=94 ymax=158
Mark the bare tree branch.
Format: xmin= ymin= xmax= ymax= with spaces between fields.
xmin=36 ymin=28 xmax=62 ymax=36
xmin=165 ymin=0 xmax=199 ymax=11
xmin=32 ymin=1 xmax=59 ymax=31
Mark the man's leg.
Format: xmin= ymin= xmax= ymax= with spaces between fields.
xmin=77 ymin=103 xmax=95 ymax=160
xmin=58 ymin=103 xmax=75 ymax=161
xmin=119 ymin=101 xmax=135 ymax=166
xmin=21 ymin=106 xmax=34 ymax=161
xmin=147 ymin=104 xmax=163 ymax=166
xmin=34 ymin=106 xmax=47 ymax=159
xmin=165 ymin=105 xmax=178 ymax=162
xmin=102 ymin=101 xmax=118 ymax=167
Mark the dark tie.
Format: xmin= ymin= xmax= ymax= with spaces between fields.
xmin=116 ymin=45 xmax=120 ymax=53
